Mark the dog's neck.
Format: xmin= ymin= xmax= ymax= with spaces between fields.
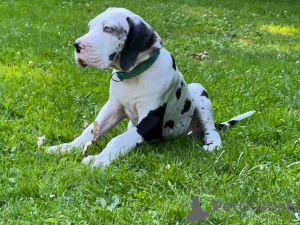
xmin=110 ymin=48 xmax=160 ymax=72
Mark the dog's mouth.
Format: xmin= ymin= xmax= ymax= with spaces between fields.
xmin=75 ymin=54 xmax=110 ymax=70
xmin=77 ymin=58 xmax=88 ymax=68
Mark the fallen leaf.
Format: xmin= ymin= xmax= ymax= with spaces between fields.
xmin=192 ymin=52 xmax=209 ymax=60
xmin=37 ymin=135 xmax=46 ymax=149
xmin=91 ymin=121 xmax=100 ymax=141
xmin=83 ymin=121 xmax=89 ymax=129
xmin=83 ymin=140 xmax=93 ymax=156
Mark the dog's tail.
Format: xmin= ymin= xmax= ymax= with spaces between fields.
xmin=215 ymin=111 xmax=255 ymax=130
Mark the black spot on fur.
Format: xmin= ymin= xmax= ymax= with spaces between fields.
xmin=228 ymin=120 xmax=237 ymax=126
xmin=181 ymin=99 xmax=191 ymax=114
xmin=201 ymin=90 xmax=209 ymax=98
xmin=120 ymin=17 xmax=157 ymax=71
xmin=171 ymin=54 xmax=176 ymax=70
xmin=136 ymin=104 xmax=167 ymax=141
xmin=215 ymin=120 xmax=237 ymax=130
xmin=164 ymin=120 xmax=175 ymax=129
xmin=181 ymin=81 xmax=184 ymax=87
xmin=109 ymin=52 xmax=117 ymax=61
xmin=215 ymin=124 xmax=226 ymax=130
xmin=176 ymin=88 xmax=181 ymax=99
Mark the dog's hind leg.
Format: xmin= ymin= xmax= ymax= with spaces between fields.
xmin=188 ymin=83 xmax=221 ymax=152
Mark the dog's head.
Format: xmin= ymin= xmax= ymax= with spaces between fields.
xmin=74 ymin=8 xmax=162 ymax=71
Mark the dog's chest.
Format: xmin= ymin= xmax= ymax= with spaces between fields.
xmin=110 ymin=48 xmax=195 ymax=140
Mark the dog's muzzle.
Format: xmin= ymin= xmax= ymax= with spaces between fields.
xmin=74 ymin=40 xmax=88 ymax=67
xmin=74 ymin=40 xmax=84 ymax=53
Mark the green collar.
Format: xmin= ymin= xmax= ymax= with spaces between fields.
xmin=115 ymin=50 xmax=160 ymax=81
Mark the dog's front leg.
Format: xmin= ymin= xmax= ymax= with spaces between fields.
xmin=83 ymin=128 xmax=143 ymax=167
xmin=47 ymin=101 xmax=125 ymax=153
xmin=83 ymin=104 xmax=162 ymax=167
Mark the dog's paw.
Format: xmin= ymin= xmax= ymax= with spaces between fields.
xmin=83 ymin=155 xmax=110 ymax=167
xmin=83 ymin=155 xmax=95 ymax=164
xmin=203 ymin=143 xmax=221 ymax=152
xmin=46 ymin=143 xmax=72 ymax=153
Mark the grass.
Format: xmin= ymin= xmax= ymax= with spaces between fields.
xmin=0 ymin=0 xmax=299 ymax=224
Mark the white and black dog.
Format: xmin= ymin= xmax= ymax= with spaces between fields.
xmin=47 ymin=8 xmax=254 ymax=167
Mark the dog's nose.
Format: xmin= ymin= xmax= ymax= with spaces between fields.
xmin=74 ymin=41 xmax=82 ymax=53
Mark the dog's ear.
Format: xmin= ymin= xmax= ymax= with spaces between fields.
xmin=120 ymin=16 xmax=162 ymax=71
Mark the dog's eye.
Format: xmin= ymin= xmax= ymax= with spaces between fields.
xmin=103 ymin=26 xmax=114 ymax=33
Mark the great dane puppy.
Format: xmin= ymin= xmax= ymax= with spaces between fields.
xmin=47 ymin=8 xmax=254 ymax=167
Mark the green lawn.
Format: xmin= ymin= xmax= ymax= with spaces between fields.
xmin=0 ymin=0 xmax=299 ymax=224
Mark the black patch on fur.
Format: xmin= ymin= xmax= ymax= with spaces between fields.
xmin=228 ymin=120 xmax=237 ymax=126
xmin=120 ymin=17 xmax=157 ymax=71
xmin=181 ymin=81 xmax=184 ymax=87
xmin=201 ymin=90 xmax=209 ymax=98
xmin=136 ymin=104 xmax=167 ymax=141
xmin=215 ymin=123 xmax=226 ymax=130
xmin=176 ymin=88 xmax=181 ymax=100
xmin=181 ymin=99 xmax=191 ymax=114
xmin=171 ymin=54 xmax=176 ymax=70
xmin=109 ymin=52 xmax=117 ymax=61
xmin=164 ymin=120 xmax=175 ymax=129
xmin=215 ymin=120 xmax=238 ymax=130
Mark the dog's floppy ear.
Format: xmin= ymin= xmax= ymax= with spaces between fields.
xmin=120 ymin=16 xmax=162 ymax=71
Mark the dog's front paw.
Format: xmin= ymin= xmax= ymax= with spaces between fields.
xmin=46 ymin=143 xmax=72 ymax=153
xmin=203 ymin=143 xmax=221 ymax=152
xmin=83 ymin=154 xmax=110 ymax=167
xmin=83 ymin=155 xmax=95 ymax=164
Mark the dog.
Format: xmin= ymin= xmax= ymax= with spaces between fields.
xmin=47 ymin=8 xmax=254 ymax=167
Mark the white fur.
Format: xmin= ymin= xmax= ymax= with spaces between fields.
xmin=47 ymin=8 xmax=252 ymax=167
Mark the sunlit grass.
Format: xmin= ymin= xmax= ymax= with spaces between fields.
xmin=261 ymin=23 xmax=300 ymax=35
